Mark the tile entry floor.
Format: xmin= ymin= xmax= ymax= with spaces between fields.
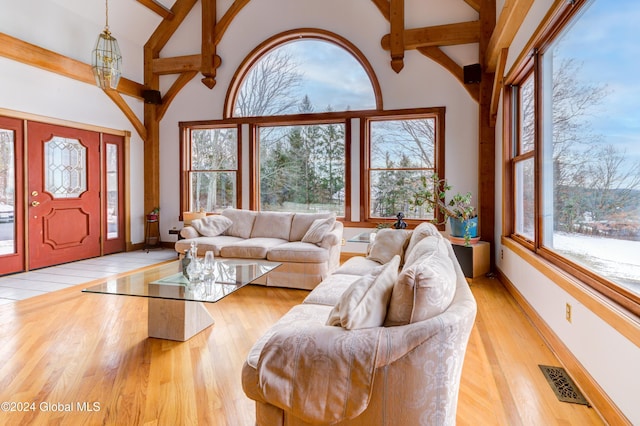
xmin=0 ymin=248 xmax=178 ymax=305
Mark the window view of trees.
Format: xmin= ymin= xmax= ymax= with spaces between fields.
xmin=513 ymin=0 xmax=640 ymax=299
xmin=189 ymin=128 xmax=237 ymax=212
xmin=369 ymin=117 xmax=439 ymax=219
xmin=259 ymin=119 xmax=345 ymax=214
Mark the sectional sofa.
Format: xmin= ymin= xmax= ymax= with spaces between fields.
xmin=241 ymin=223 xmax=477 ymax=425
xmin=175 ymin=208 xmax=343 ymax=290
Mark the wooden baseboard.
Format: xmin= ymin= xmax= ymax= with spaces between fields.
xmin=496 ymin=268 xmax=631 ymax=425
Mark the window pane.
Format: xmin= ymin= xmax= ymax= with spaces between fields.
xmin=0 ymin=128 xmax=15 ymax=255
xmin=370 ymin=119 xmax=435 ymax=169
xmin=515 ymin=158 xmax=535 ymax=240
xmin=259 ymin=123 xmax=345 ymax=215
xmin=191 ymin=128 xmax=237 ymax=171
xmin=44 ymin=137 xmax=86 ymax=198
xmin=370 ymin=170 xmax=434 ymax=220
xmin=106 ymin=143 xmax=119 ymax=239
xmin=541 ymin=0 xmax=640 ymax=296
xmin=190 ymin=172 xmax=236 ymax=212
xmin=234 ymin=39 xmax=376 ymax=117
xmin=519 ymin=75 xmax=535 ymax=154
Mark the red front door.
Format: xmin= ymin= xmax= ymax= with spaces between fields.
xmin=27 ymin=122 xmax=101 ymax=269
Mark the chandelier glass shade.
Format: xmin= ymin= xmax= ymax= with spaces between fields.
xmin=91 ymin=0 xmax=122 ymax=90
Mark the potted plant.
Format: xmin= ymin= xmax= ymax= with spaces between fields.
xmin=412 ymin=173 xmax=478 ymax=245
xmin=147 ymin=207 xmax=159 ymax=221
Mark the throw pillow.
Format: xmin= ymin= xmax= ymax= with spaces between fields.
xmin=384 ymin=245 xmax=456 ymax=327
xmin=402 ymin=233 xmax=445 ymax=270
xmin=301 ymin=216 xmax=336 ymax=245
xmin=404 ymin=222 xmax=441 ymax=261
xmin=327 ymin=255 xmax=400 ymax=330
xmin=366 ymin=229 xmax=411 ymax=264
xmin=191 ymin=215 xmax=233 ymax=237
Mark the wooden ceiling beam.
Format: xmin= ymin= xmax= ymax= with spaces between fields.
xmin=0 ymin=32 xmax=144 ymax=99
xmin=417 ymin=46 xmax=479 ymax=102
xmin=157 ymin=71 xmax=198 ymax=121
xmin=201 ymin=0 xmax=217 ymax=88
xmin=146 ymin=0 xmax=198 ymax=54
xmin=464 ymin=0 xmax=481 ymax=12
xmin=381 ymin=21 xmax=481 ymax=50
xmin=490 ymin=47 xmax=508 ymax=126
xmin=215 ymin=0 xmax=251 ymax=44
xmin=136 ymin=0 xmax=174 ymax=20
xmin=486 ymin=0 xmax=535 ymax=71
xmin=389 ymin=0 xmax=405 ymax=73
xmin=370 ymin=0 xmax=390 ymax=20
xmin=104 ymin=89 xmax=147 ymax=139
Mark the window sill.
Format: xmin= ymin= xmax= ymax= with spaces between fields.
xmin=501 ymin=236 xmax=640 ymax=347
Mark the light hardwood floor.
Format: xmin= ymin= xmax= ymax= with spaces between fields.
xmin=0 ymin=261 xmax=604 ymax=425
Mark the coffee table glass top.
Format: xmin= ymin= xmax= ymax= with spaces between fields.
xmin=82 ymin=259 xmax=281 ymax=303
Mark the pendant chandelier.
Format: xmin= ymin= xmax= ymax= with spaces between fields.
xmin=91 ymin=0 xmax=122 ymax=90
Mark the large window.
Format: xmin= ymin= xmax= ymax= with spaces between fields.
xmin=182 ymin=126 xmax=239 ymax=213
xmin=366 ymin=111 xmax=445 ymax=222
xmin=507 ymin=0 xmax=640 ymax=313
xmin=257 ymin=121 xmax=346 ymax=215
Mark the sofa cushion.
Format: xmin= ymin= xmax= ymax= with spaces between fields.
xmin=247 ymin=304 xmax=333 ymax=369
xmin=366 ymin=229 xmax=411 ymax=264
xmin=266 ymin=241 xmax=329 ymax=263
xmin=402 ymin=233 xmax=445 ymax=271
xmin=327 ymin=255 xmax=400 ymax=330
xmin=191 ymin=215 xmax=233 ymax=237
xmin=175 ymin=235 xmax=244 ymax=257
xmin=221 ymin=208 xmax=258 ymax=239
xmin=250 ymin=211 xmax=294 ymax=240
xmin=302 ymin=273 xmax=360 ymax=306
xmin=385 ymin=240 xmax=456 ymax=326
xmin=220 ymin=238 xmax=287 ymax=259
xmin=301 ymin=216 xmax=336 ymax=245
xmin=333 ymin=256 xmax=381 ymax=276
xmin=289 ymin=212 xmax=333 ymax=241
xmin=405 ymin=221 xmax=441 ymax=262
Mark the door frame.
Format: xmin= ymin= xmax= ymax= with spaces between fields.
xmin=0 ymin=108 xmax=131 ymax=273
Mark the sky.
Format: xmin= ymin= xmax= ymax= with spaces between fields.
xmin=553 ymin=0 xmax=640 ymax=164
xmin=275 ymin=40 xmax=376 ymax=112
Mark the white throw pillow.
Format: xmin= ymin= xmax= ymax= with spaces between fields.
xmin=366 ymin=229 xmax=411 ymax=264
xmin=191 ymin=215 xmax=233 ymax=237
xmin=301 ymin=216 xmax=336 ymax=245
xmin=326 ymin=255 xmax=400 ymax=330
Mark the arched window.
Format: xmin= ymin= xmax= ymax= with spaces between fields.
xmin=225 ymin=29 xmax=381 ymax=118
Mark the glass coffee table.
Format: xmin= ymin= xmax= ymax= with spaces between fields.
xmin=83 ymin=259 xmax=280 ymax=341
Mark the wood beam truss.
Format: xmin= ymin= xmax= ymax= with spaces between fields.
xmin=136 ymin=0 xmax=174 ymax=19
xmin=486 ymin=0 xmax=535 ymax=72
xmin=381 ymin=21 xmax=481 ymax=50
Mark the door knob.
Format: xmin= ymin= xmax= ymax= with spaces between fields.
xmin=31 ymin=191 xmax=39 ymax=196
xmin=31 ymin=201 xmax=40 ymax=207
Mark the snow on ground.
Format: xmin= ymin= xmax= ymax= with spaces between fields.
xmin=553 ymin=232 xmax=640 ymax=295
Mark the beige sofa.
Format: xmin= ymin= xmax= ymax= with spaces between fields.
xmin=175 ymin=208 xmax=343 ymax=290
xmin=241 ymin=223 xmax=477 ymax=425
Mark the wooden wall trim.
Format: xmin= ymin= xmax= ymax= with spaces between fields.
xmin=0 ymin=107 xmax=128 ymax=136
xmin=496 ymin=266 xmax=632 ymax=425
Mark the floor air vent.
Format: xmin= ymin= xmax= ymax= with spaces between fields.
xmin=538 ymin=365 xmax=590 ymax=406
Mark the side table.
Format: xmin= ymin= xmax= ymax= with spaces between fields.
xmin=451 ymin=241 xmax=490 ymax=280
xmin=144 ymin=218 xmax=160 ymax=252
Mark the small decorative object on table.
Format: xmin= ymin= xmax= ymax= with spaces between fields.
xmin=393 ymin=212 xmax=407 ymax=229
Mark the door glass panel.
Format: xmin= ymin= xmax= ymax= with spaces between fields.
xmin=0 ymin=128 xmax=15 ymax=255
xmin=106 ymin=143 xmax=118 ymax=239
xmin=44 ymin=137 xmax=87 ymax=198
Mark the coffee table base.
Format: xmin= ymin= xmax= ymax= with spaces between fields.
xmin=148 ymin=298 xmax=215 ymax=341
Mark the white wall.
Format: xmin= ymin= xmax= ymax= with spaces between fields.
xmin=494 ymin=0 xmax=640 ymax=423
xmin=0 ymin=0 xmax=151 ymax=244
